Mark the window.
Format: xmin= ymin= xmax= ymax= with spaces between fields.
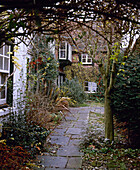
xmin=0 ymin=45 xmax=10 ymax=105
xmin=81 ymin=54 xmax=92 ymax=64
xmin=0 ymin=73 xmax=7 ymax=104
xmin=59 ymin=42 xmax=67 ymax=59
xmin=84 ymin=81 xmax=97 ymax=93
xmin=59 ymin=41 xmax=72 ymax=61
xmin=57 ymin=75 xmax=64 ymax=88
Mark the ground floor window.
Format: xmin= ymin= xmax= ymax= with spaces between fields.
xmin=0 ymin=73 xmax=8 ymax=105
xmin=0 ymin=45 xmax=10 ymax=105
xmin=84 ymin=81 xmax=97 ymax=93
xmin=57 ymin=75 xmax=64 ymax=88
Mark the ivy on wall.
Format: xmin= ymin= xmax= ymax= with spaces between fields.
xmin=64 ymin=63 xmax=99 ymax=87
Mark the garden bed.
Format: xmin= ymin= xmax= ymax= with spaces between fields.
xmin=80 ymin=111 xmax=140 ymax=169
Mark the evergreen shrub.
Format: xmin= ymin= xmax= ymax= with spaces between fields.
xmin=111 ymin=54 xmax=140 ymax=148
xmin=61 ymin=78 xmax=87 ymax=104
xmin=2 ymin=110 xmax=49 ymax=156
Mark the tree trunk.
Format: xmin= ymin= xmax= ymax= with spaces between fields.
xmin=104 ymin=90 xmax=114 ymax=141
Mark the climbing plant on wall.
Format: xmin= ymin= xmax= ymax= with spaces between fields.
xmin=28 ymin=35 xmax=58 ymax=93
xmin=64 ymin=63 xmax=99 ymax=87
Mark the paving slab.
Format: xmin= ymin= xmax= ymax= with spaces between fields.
xmin=37 ymin=156 xmax=68 ymax=168
xmin=57 ymin=122 xmax=75 ymax=129
xmin=34 ymin=166 xmax=75 ymax=170
xmin=68 ymin=139 xmax=81 ymax=146
xmin=51 ymin=128 xmax=67 ymax=136
xmin=74 ymin=121 xmax=87 ymax=128
xmin=56 ymin=122 xmax=75 ymax=128
xmin=66 ymin=157 xmax=82 ymax=169
xmin=66 ymin=127 xmax=82 ymax=135
xmin=69 ymin=108 xmax=79 ymax=112
xmin=65 ymin=116 xmax=77 ymax=121
xmin=71 ymin=134 xmax=83 ymax=139
xmin=50 ymin=136 xmax=70 ymax=145
xmin=78 ymin=108 xmax=91 ymax=114
xmin=77 ymin=119 xmax=88 ymax=124
xmin=74 ymin=124 xmax=85 ymax=128
xmin=78 ymin=115 xmax=89 ymax=120
xmin=57 ymin=145 xmax=83 ymax=156
xmin=73 ymin=113 xmax=79 ymax=118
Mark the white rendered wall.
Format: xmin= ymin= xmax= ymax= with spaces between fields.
xmin=0 ymin=41 xmax=30 ymax=124
xmin=13 ymin=40 xmax=30 ymax=109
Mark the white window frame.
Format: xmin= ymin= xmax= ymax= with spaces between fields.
xmin=68 ymin=43 xmax=72 ymax=62
xmin=0 ymin=45 xmax=10 ymax=105
xmin=84 ymin=81 xmax=97 ymax=93
xmin=57 ymin=75 xmax=64 ymax=88
xmin=81 ymin=54 xmax=92 ymax=64
xmin=59 ymin=41 xmax=67 ymax=59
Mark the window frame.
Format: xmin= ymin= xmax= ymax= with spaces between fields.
xmin=59 ymin=41 xmax=67 ymax=60
xmin=57 ymin=75 xmax=64 ymax=88
xmin=84 ymin=81 xmax=97 ymax=93
xmin=81 ymin=54 xmax=92 ymax=64
xmin=0 ymin=45 xmax=10 ymax=105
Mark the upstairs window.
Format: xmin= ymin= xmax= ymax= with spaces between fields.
xmin=59 ymin=41 xmax=72 ymax=61
xmin=81 ymin=54 xmax=92 ymax=64
xmin=59 ymin=42 xmax=67 ymax=59
xmin=0 ymin=45 xmax=10 ymax=105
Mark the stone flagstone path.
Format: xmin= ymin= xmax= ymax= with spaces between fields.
xmin=36 ymin=106 xmax=104 ymax=170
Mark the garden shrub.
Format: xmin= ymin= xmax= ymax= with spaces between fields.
xmin=60 ymin=78 xmax=87 ymax=104
xmin=26 ymin=90 xmax=64 ymax=128
xmin=26 ymin=35 xmax=65 ymax=129
xmin=0 ymin=142 xmax=32 ymax=169
xmin=64 ymin=63 xmax=98 ymax=86
xmin=2 ymin=109 xmax=49 ymax=156
xmin=111 ymin=54 xmax=140 ymax=148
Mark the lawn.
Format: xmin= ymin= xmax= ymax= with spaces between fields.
xmin=73 ymin=100 xmax=104 ymax=108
